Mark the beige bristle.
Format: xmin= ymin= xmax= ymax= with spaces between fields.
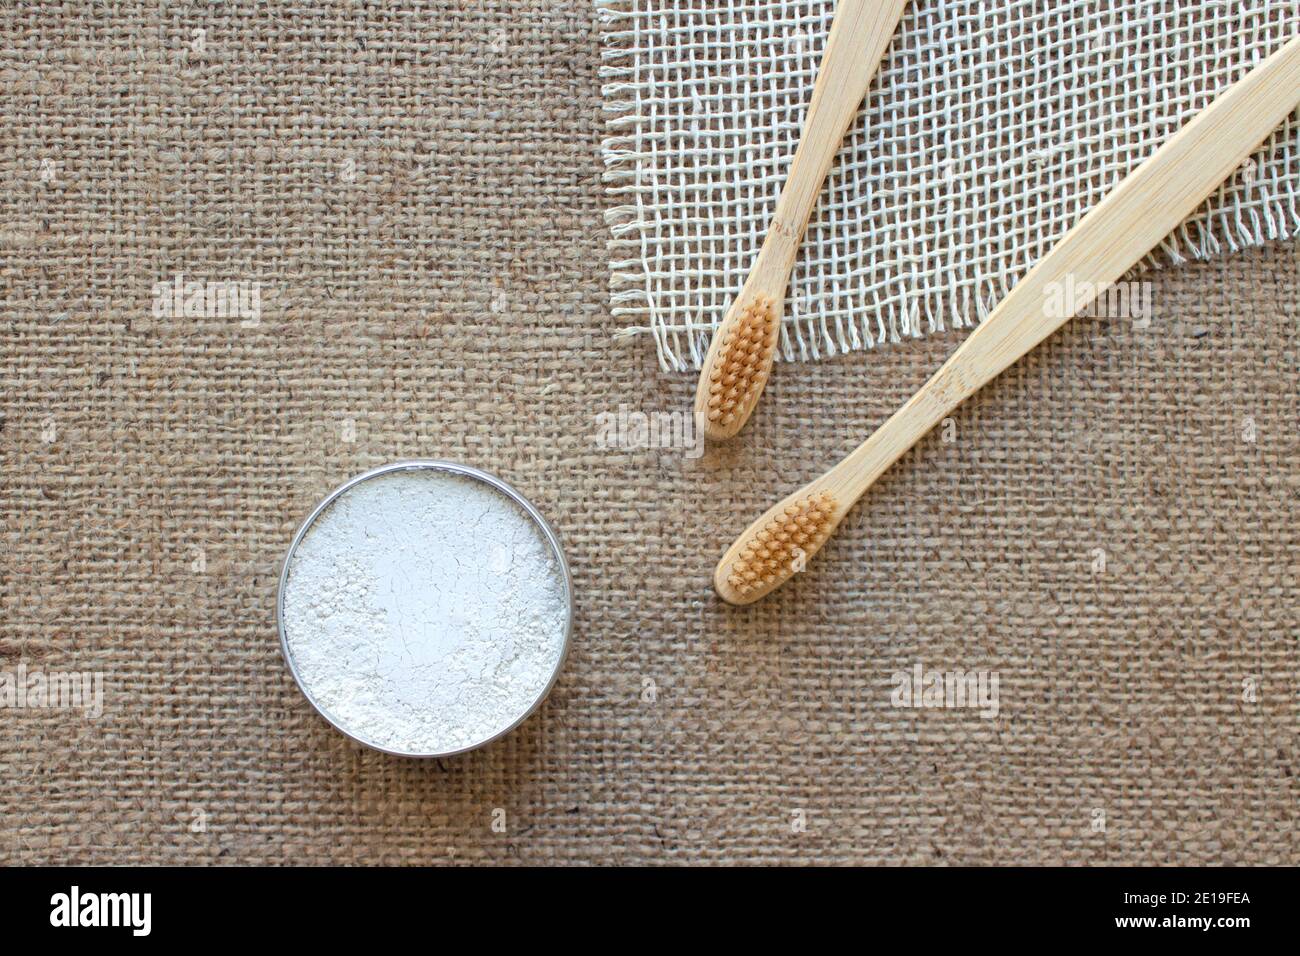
xmin=706 ymin=296 xmax=778 ymax=426
xmin=726 ymin=491 xmax=837 ymax=597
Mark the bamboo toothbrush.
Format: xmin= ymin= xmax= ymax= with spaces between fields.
xmin=715 ymin=35 xmax=1300 ymax=605
xmin=694 ymin=0 xmax=911 ymax=442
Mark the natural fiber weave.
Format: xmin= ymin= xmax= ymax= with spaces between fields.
xmin=1 ymin=0 xmax=1297 ymax=865
xmin=600 ymin=0 xmax=1300 ymax=370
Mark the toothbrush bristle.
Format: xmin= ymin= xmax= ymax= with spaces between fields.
xmin=706 ymin=296 xmax=778 ymax=428
xmin=726 ymin=491 xmax=837 ymax=598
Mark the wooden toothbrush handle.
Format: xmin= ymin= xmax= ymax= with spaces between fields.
xmin=828 ymin=34 xmax=1300 ymax=504
xmin=758 ymin=0 xmax=910 ymax=275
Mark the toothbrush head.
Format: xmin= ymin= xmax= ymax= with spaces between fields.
xmin=699 ymin=295 xmax=778 ymax=440
xmin=716 ymin=490 xmax=838 ymax=604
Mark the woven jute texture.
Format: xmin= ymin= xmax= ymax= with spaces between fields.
xmin=2 ymin=1 xmax=1297 ymax=865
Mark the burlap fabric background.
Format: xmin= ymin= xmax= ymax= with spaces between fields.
xmin=2 ymin=1 xmax=1296 ymax=865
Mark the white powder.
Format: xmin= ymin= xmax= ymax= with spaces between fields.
xmin=280 ymin=467 xmax=570 ymax=756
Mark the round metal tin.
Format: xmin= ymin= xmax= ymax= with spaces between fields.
xmin=276 ymin=460 xmax=573 ymax=758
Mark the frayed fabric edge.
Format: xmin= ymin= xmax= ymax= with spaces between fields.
xmin=597 ymin=2 xmax=1300 ymax=375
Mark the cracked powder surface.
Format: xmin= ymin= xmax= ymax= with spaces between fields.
xmin=281 ymin=469 xmax=568 ymax=755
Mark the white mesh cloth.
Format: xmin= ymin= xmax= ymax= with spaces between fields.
xmin=598 ymin=0 xmax=1300 ymax=372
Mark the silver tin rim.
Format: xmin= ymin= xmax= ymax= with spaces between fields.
xmin=275 ymin=459 xmax=574 ymax=759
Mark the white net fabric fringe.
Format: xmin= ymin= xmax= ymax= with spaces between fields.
xmin=599 ymin=0 xmax=1300 ymax=371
